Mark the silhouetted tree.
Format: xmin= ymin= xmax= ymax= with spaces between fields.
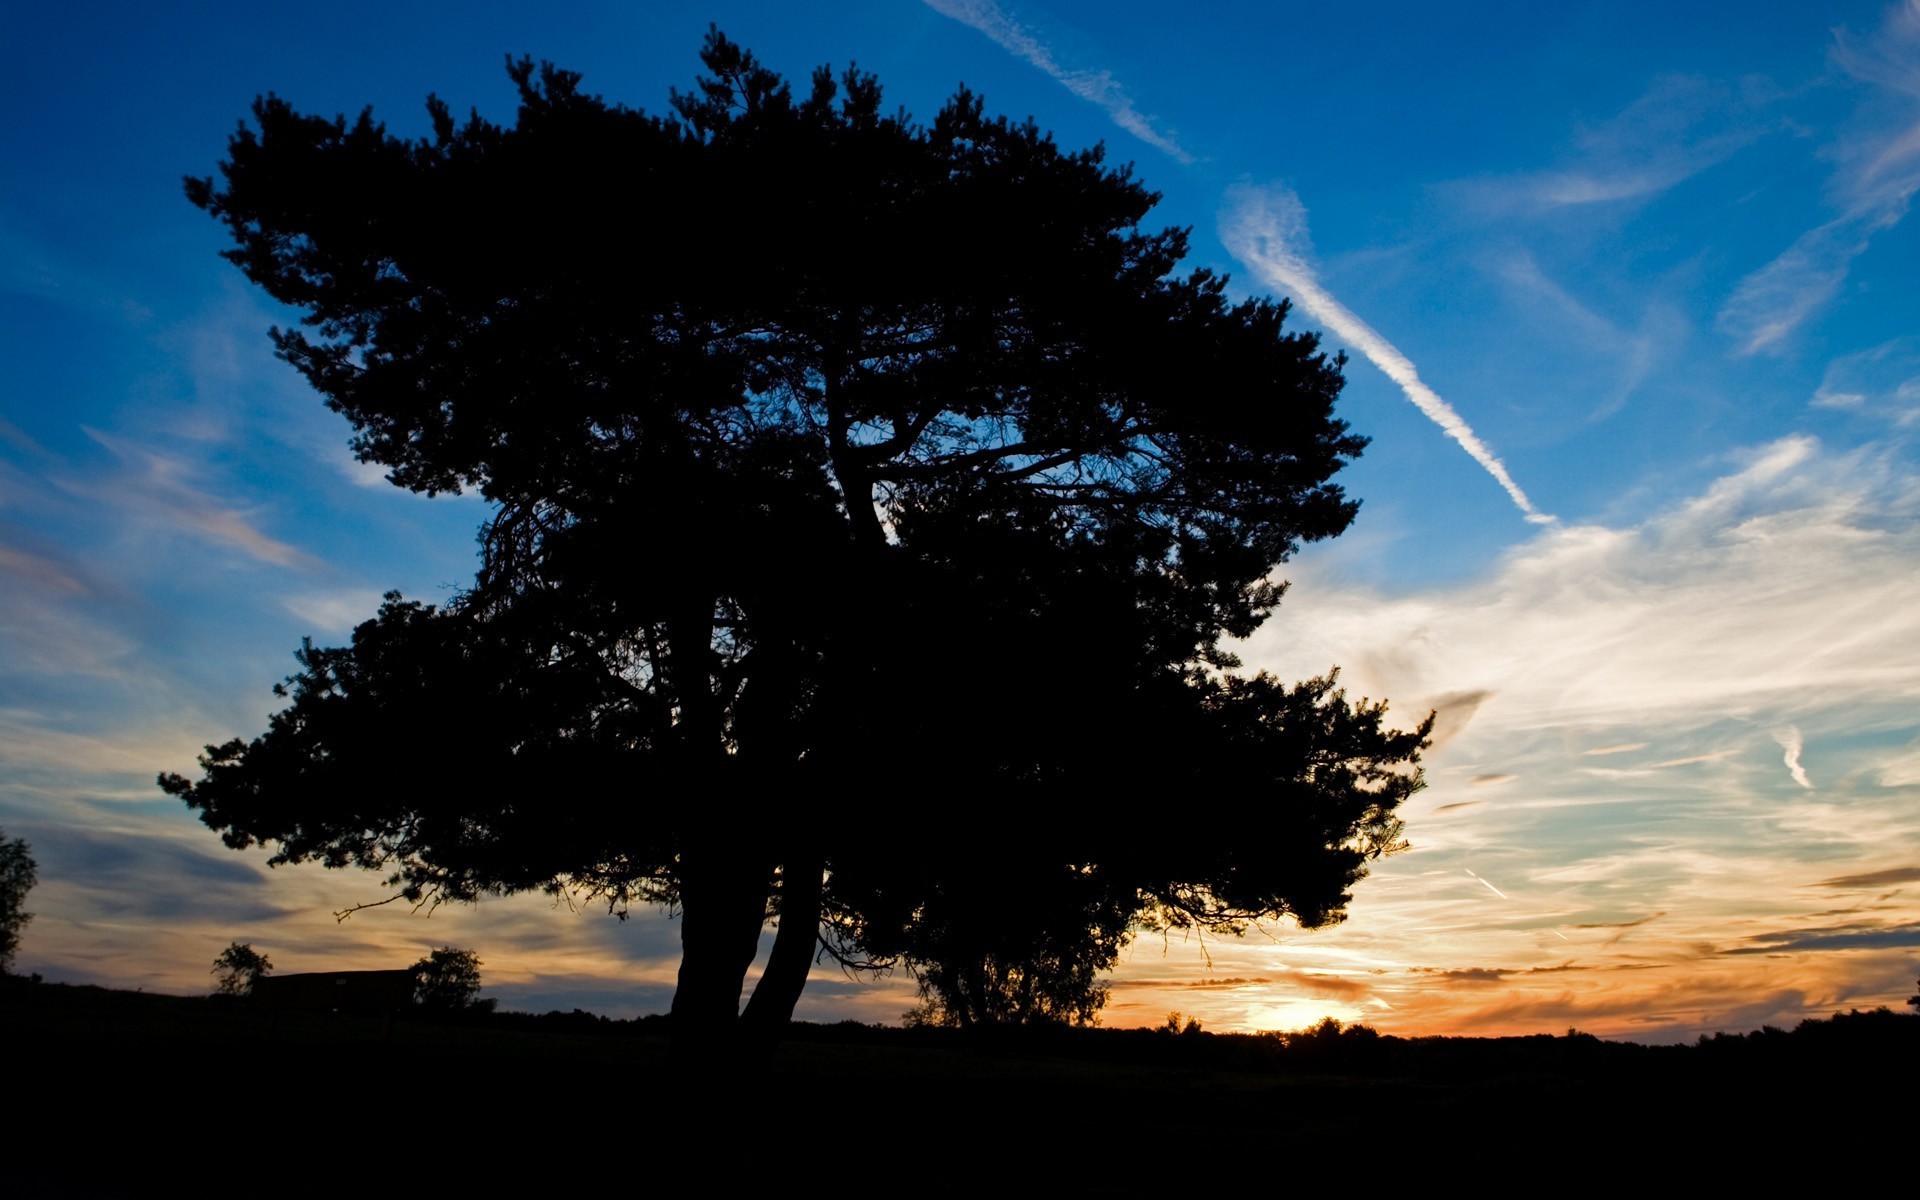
xmin=0 ymin=828 xmax=35 ymax=975
xmin=410 ymin=946 xmax=494 ymax=1013
xmin=835 ymin=669 xmax=1426 ymax=1026
xmin=161 ymin=32 xmax=1430 ymax=1037
xmin=211 ymin=941 xmax=272 ymax=997
xmin=900 ymin=858 xmax=1132 ymax=1027
xmin=1160 ymin=1012 xmax=1204 ymax=1035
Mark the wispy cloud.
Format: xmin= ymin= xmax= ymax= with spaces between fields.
xmin=72 ymin=428 xmax=314 ymax=569
xmin=1878 ymin=742 xmax=1920 ymax=787
xmin=1717 ymin=217 xmax=1881 ymax=355
xmin=1110 ymin=970 xmax=1372 ymax=1000
xmin=0 ymin=544 xmax=85 ymax=596
xmin=1720 ymin=2 xmax=1920 ymax=352
xmin=0 ymin=712 xmax=222 ymax=780
xmin=1728 ymin=920 xmax=1920 ymax=954
xmin=1774 ymin=725 xmax=1814 ymax=789
xmin=1112 ymin=434 xmax=1920 ymax=1036
xmin=1813 ymin=336 xmax=1920 ymax=424
xmin=284 ymin=589 xmax=385 ymax=635
xmin=1493 ymin=251 xmax=1624 ymax=344
xmin=1220 ymin=184 xmax=1553 ymax=524
xmin=1456 ymin=75 xmax=1761 ymax=215
xmin=1817 ymin=866 xmax=1920 ymax=888
xmin=1649 ymin=750 xmax=1741 ymax=770
xmin=1570 ymin=913 xmax=1663 ymax=936
xmin=1491 ymin=250 xmax=1672 ymax=420
xmin=923 ymin=0 xmax=1193 ymax=163
xmin=1246 ymin=435 xmax=1920 ymax=731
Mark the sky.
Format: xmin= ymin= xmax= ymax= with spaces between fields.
xmin=3 ymin=0 xmax=1918 ymax=1041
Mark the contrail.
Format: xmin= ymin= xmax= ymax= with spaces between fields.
xmin=922 ymin=0 xmax=1194 ymax=164
xmin=1464 ymin=868 xmax=1509 ymax=900
xmin=1221 ymin=185 xmax=1554 ymax=525
xmin=926 ymin=1 xmax=1548 ymax=524
xmin=1465 ymin=868 xmax=1570 ymax=940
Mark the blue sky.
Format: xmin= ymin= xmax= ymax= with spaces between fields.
xmin=4 ymin=1 xmax=1917 ymax=1037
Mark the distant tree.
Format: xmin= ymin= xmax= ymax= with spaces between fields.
xmin=0 ymin=829 xmax=36 ymax=974
xmin=162 ymin=31 xmax=1431 ymax=1039
xmin=410 ymin=947 xmax=494 ymax=1013
xmin=210 ymin=941 xmax=272 ymax=997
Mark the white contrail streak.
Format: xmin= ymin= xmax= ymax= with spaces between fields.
xmin=1221 ymin=185 xmax=1555 ymax=525
xmin=1464 ymin=868 xmax=1510 ymax=900
xmin=922 ymin=0 xmax=1194 ymax=163
xmin=926 ymin=2 xmax=1546 ymax=523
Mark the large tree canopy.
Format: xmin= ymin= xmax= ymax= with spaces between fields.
xmin=162 ymin=32 xmax=1430 ymax=1033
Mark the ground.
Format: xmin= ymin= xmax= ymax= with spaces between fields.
xmin=2 ymin=980 xmax=1909 ymax=1191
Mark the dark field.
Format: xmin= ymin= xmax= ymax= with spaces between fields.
xmin=5 ymin=978 xmax=1912 ymax=1192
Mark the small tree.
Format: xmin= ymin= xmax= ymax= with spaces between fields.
xmin=210 ymin=941 xmax=272 ymax=996
xmin=0 ymin=829 xmax=37 ymax=975
xmin=0 ymin=829 xmax=36 ymax=979
xmin=1160 ymin=1012 xmax=1203 ymax=1035
xmin=410 ymin=947 xmax=493 ymax=1013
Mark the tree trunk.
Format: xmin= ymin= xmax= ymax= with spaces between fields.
xmin=670 ymin=842 xmax=768 ymax=1032
xmin=664 ymin=591 xmax=769 ymax=1034
xmin=740 ymin=853 xmax=823 ymax=1033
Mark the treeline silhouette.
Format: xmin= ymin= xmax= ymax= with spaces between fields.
xmin=439 ymin=999 xmax=1920 ymax=1079
xmin=7 ymin=975 xmax=1911 ymax=1192
xmin=11 ymin=971 xmax=1914 ymax=1067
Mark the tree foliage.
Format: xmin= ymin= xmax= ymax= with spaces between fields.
xmin=845 ymin=669 xmax=1425 ymax=1025
xmin=901 ymin=860 xmax=1131 ymax=1028
xmin=410 ymin=947 xmax=493 ymax=1013
xmin=211 ymin=941 xmax=272 ymax=997
xmin=0 ymin=829 xmax=35 ymax=975
xmin=160 ymin=32 xmax=1430 ymax=1032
